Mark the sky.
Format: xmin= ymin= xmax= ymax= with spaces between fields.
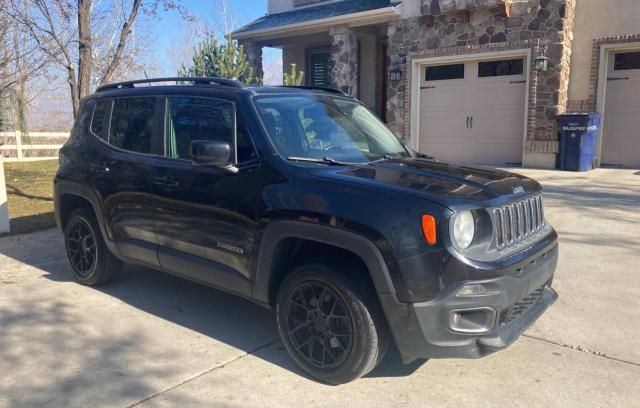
xmin=30 ymin=0 xmax=283 ymax=131
xmin=152 ymin=0 xmax=282 ymax=82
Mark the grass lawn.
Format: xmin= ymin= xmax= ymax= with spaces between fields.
xmin=1 ymin=159 xmax=58 ymax=236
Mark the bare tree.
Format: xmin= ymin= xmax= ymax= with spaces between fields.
xmin=213 ymin=0 xmax=239 ymax=38
xmin=1 ymin=0 xmax=48 ymax=131
xmin=9 ymin=0 xmax=192 ymax=117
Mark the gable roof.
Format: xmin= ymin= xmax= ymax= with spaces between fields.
xmin=232 ymin=0 xmax=398 ymax=36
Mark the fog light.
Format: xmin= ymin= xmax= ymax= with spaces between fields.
xmin=452 ymin=312 xmax=462 ymax=325
xmin=448 ymin=308 xmax=496 ymax=334
xmin=457 ymin=284 xmax=499 ymax=297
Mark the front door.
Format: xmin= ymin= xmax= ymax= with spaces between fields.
xmin=308 ymin=51 xmax=332 ymax=88
xmin=152 ymin=95 xmax=262 ymax=296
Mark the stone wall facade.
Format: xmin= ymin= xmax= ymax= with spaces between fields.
xmin=386 ymin=0 xmax=576 ymax=160
xmin=420 ymin=0 xmax=509 ymax=16
xmin=330 ymin=25 xmax=360 ymax=97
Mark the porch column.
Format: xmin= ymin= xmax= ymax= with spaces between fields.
xmin=329 ymin=25 xmax=359 ymax=97
xmin=240 ymin=40 xmax=264 ymax=84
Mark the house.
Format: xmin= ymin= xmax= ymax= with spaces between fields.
xmin=232 ymin=0 xmax=640 ymax=169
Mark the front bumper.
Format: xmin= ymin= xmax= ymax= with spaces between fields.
xmin=381 ymin=239 xmax=558 ymax=360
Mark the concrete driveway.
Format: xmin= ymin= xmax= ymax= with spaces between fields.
xmin=1 ymin=169 xmax=639 ymax=408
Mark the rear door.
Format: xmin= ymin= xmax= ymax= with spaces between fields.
xmin=88 ymin=96 xmax=162 ymax=266
xmin=151 ymin=95 xmax=262 ymax=296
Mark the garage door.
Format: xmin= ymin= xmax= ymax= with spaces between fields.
xmin=418 ymin=57 xmax=527 ymax=165
xmin=602 ymin=51 xmax=640 ymax=168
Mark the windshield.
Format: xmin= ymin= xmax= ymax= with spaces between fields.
xmin=254 ymin=94 xmax=409 ymax=163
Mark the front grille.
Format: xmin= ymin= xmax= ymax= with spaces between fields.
xmin=494 ymin=195 xmax=544 ymax=250
xmin=498 ymin=282 xmax=548 ymax=326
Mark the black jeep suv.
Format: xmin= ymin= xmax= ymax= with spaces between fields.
xmin=54 ymin=77 xmax=558 ymax=384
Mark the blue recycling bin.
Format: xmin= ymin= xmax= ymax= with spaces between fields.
xmin=557 ymin=113 xmax=601 ymax=172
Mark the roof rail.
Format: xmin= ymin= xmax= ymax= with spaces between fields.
xmin=276 ymin=85 xmax=346 ymax=95
xmin=96 ymin=77 xmax=243 ymax=92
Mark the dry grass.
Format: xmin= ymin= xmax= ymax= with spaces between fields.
xmin=2 ymin=160 xmax=58 ymax=236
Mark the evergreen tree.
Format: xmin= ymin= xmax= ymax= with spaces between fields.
xmin=178 ymin=37 xmax=222 ymax=78
xmin=179 ymin=36 xmax=262 ymax=85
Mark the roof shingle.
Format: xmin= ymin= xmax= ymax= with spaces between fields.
xmin=232 ymin=0 xmax=397 ymax=35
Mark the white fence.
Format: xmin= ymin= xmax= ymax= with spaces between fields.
xmin=0 ymin=131 xmax=69 ymax=162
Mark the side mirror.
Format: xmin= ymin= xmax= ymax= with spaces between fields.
xmin=191 ymin=140 xmax=238 ymax=173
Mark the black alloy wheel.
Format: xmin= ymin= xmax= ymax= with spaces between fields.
xmin=66 ymin=218 xmax=97 ymax=277
xmin=283 ymin=280 xmax=354 ymax=369
xmin=63 ymin=208 xmax=122 ymax=286
xmin=276 ymin=263 xmax=390 ymax=384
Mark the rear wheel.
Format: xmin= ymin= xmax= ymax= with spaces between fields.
xmin=276 ymin=263 xmax=389 ymax=384
xmin=64 ymin=208 xmax=122 ymax=286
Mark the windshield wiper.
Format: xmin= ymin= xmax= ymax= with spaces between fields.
xmin=287 ymin=156 xmax=356 ymax=166
xmin=368 ymin=154 xmax=402 ymax=164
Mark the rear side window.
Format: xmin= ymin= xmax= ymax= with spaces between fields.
xmin=91 ymin=99 xmax=110 ymax=140
xmin=109 ymin=97 xmax=156 ymax=154
xmin=165 ymin=97 xmax=235 ymax=160
xmin=70 ymin=99 xmax=95 ymax=142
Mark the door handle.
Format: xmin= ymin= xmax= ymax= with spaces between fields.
xmin=152 ymin=177 xmax=179 ymax=188
xmin=470 ymin=116 xmax=473 ymax=129
xmin=466 ymin=116 xmax=470 ymax=129
xmin=89 ymin=163 xmax=109 ymax=173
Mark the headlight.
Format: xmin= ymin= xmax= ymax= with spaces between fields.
xmin=451 ymin=211 xmax=475 ymax=249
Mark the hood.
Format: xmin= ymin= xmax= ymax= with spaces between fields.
xmin=309 ymin=158 xmax=542 ymax=205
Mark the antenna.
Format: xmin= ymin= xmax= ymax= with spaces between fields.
xmin=143 ymin=71 xmax=152 ymax=87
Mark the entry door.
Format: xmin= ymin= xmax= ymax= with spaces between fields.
xmin=309 ymin=51 xmax=332 ymax=87
xmin=602 ymin=51 xmax=640 ymax=168
xmin=419 ymin=57 xmax=526 ymax=165
xmin=152 ymin=96 xmax=262 ymax=296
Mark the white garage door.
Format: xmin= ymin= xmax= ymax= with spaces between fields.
xmin=602 ymin=51 xmax=640 ymax=168
xmin=418 ymin=57 xmax=527 ymax=165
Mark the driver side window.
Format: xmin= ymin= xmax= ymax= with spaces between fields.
xmin=165 ymin=97 xmax=234 ymax=161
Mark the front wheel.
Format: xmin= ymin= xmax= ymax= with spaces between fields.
xmin=276 ymin=263 xmax=389 ymax=384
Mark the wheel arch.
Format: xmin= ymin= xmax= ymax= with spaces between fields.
xmin=254 ymin=221 xmax=398 ymax=308
xmin=55 ymin=180 xmax=118 ymax=255
xmin=58 ymin=194 xmax=93 ymax=230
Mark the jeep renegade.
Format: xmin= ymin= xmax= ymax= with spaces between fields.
xmin=54 ymin=77 xmax=558 ymax=384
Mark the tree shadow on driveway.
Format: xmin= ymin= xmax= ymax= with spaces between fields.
xmin=0 ymin=230 xmax=426 ymax=402
xmin=56 ymin=264 xmax=426 ymax=380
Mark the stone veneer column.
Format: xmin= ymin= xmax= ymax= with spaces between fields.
xmin=329 ymin=25 xmax=359 ymax=96
xmin=240 ymin=40 xmax=264 ymax=83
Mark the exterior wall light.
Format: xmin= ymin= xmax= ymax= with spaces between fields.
xmin=535 ymin=46 xmax=550 ymax=72
xmin=390 ymin=62 xmax=403 ymax=81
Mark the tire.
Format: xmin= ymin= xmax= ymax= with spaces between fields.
xmin=276 ymin=262 xmax=390 ymax=384
xmin=63 ymin=208 xmax=122 ymax=286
